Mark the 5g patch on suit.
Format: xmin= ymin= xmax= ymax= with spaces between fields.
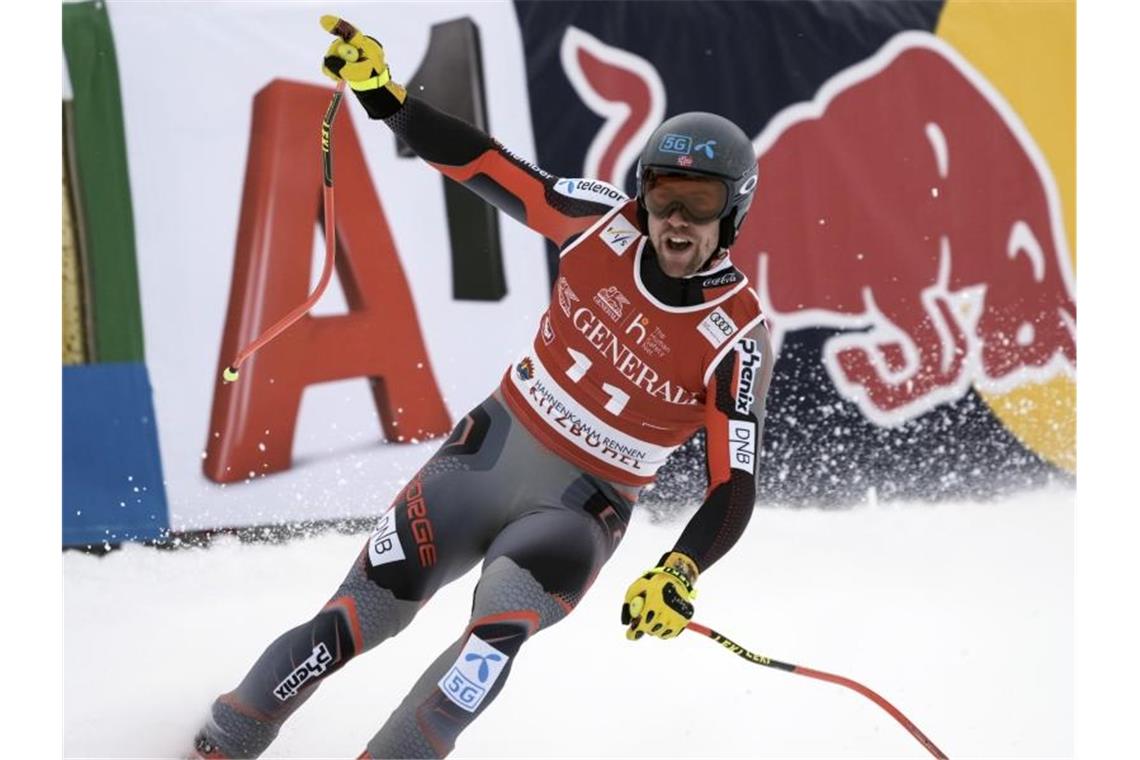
xmin=367 ymin=507 xmax=405 ymax=567
xmin=438 ymin=634 xmax=510 ymax=713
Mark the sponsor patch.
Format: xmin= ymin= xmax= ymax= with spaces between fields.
xmin=274 ymin=642 xmax=333 ymax=702
xmin=698 ymin=308 xmax=738 ymax=347
xmin=556 ymin=277 xmax=580 ymax=317
xmin=554 ymin=177 xmax=627 ymax=205
xmin=502 ymin=146 xmax=552 ymax=180
xmin=600 ymin=215 xmax=641 ymax=255
xmin=541 ymin=314 xmax=555 ymax=345
xmin=438 ymin=634 xmax=510 ymax=713
xmin=694 ymin=140 xmax=717 ymax=159
xmin=728 ymin=420 xmax=757 ymax=474
xmin=403 ymin=476 xmax=437 ymax=568
xmin=702 ymin=270 xmax=740 ymax=288
xmin=594 ymin=286 xmax=631 ymax=321
xmin=367 ymin=507 xmax=405 ymax=567
xmin=734 ymin=338 xmax=762 ymax=414
xmin=659 ymin=133 xmax=692 ymax=155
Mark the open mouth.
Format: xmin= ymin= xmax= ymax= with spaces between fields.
xmin=663 ymin=235 xmax=694 ymax=255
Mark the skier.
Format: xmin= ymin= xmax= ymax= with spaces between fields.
xmin=192 ymin=16 xmax=774 ymax=759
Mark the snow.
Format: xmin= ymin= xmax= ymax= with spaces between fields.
xmin=64 ymin=487 xmax=1073 ymax=758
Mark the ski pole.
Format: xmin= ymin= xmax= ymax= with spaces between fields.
xmin=222 ymin=66 xmax=352 ymax=383
xmin=687 ymin=621 xmax=949 ymax=759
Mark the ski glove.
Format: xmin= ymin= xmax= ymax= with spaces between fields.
xmin=621 ymin=551 xmax=699 ymax=640
xmin=319 ymin=15 xmax=407 ymax=119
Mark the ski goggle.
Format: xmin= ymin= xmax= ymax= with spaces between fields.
xmin=643 ymin=171 xmax=729 ymax=224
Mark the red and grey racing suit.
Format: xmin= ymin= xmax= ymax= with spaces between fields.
xmin=194 ymin=93 xmax=774 ymax=760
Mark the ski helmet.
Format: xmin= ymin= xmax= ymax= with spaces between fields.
xmin=635 ymin=112 xmax=758 ymax=250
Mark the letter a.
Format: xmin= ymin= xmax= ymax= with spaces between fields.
xmin=204 ymin=80 xmax=451 ymax=483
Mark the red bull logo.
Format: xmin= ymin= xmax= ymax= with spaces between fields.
xmin=558 ymin=27 xmax=1075 ymax=467
xmin=735 ymin=31 xmax=1075 ymax=427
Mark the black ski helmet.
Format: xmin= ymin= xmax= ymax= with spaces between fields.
xmin=635 ymin=112 xmax=758 ymax=250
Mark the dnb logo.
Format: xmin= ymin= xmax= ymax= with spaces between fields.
xmin=731 ymin=32 xmax=1076 ymax=471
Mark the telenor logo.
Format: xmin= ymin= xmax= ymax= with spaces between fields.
xmin=464 ymin=651 xmax=503 ymax=682
xmin=694 ymin=139 xmax=717 ymax=158
xmin=554 ymin=178 xmax=627 ymax=205
xmin=439 ymin=634 xmax=510 ymax=713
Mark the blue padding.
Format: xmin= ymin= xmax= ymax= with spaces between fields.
xmin=63 ymin=363 xmax=169 ymax=546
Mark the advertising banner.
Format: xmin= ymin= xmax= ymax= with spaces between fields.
xmin=83 ymin=0 xmax=1072 ymax=533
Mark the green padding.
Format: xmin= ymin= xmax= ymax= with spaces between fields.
xmin=63 ymin=1 xmax=145 ymax=363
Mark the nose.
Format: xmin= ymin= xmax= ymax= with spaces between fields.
xmin=665 ymin=207 xmax=689 ymax=226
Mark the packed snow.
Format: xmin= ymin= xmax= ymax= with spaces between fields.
xmin=64 ymin=487 xmax=1072 ymax=758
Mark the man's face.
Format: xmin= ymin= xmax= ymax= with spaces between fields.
xmin=647 ymin=208 xmax=722 ymax=278
xmin=643 ymin=173 xmax=725 ymax=277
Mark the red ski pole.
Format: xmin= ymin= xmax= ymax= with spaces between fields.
xmin=687 ymin=621 xmax=949 ymax=759
xmin=222 ymin=73 xmax=350 ymax=382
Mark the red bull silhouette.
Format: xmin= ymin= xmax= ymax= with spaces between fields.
xmin=558 ymin=29 xmax=1074 ymax=427
xmin=736 ymin=32 xmax=1075 ymax=425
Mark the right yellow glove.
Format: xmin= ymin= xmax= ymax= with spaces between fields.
xmin=319 ymin=15 xmax=406 ymax=117
xmin=621 ymin=551 xmax=699 ymax=641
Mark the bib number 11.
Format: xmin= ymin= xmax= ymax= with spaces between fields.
xmin=564 ymin=348 xmax=629 ymax=415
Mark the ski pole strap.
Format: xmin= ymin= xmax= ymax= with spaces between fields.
xmin=686 ymin=621 xmax=949 ymax=760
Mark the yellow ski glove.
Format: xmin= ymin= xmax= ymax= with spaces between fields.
xmin=319 ymin=15 xmax=406 ymax=118
xmin=621 ymin=552 xmax=699 ymax=640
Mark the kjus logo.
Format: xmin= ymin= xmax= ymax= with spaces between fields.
xmin=438 ymin=634 xmax=510 ymax=713
xmin=594 ymin=286 xmax=631 ymax=321
xmin=274 ymin=642 xmax=333 ymax=702
xmin=559 ymin=26 xmax=665 ymax=188
xmin=739 ymin=32 xmax=1075 ymax=430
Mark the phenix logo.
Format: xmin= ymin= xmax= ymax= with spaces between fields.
xmin=274 ymin=642 xmax=333 ymax=702
xmin=734 ymin=339 xmax=762 ymax=414
xmin=594 ymin=286 xmax=631 ymax=321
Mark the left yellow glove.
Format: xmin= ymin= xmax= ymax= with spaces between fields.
xmin=319 ymin=15 xmax=406 ymax=119
xmin=621 ymin=552 xmax=699 ymax=640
